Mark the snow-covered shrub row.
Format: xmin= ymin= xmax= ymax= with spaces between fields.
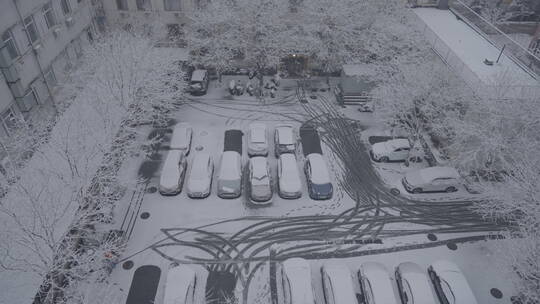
xmin=0 ymin=28 xmax=185 ymax=304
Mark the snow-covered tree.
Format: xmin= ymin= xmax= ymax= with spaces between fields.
xmin=186 ymin=0 xmax=293 ymax=87
xmin=0 ymin=27 xmax=185 ymax=303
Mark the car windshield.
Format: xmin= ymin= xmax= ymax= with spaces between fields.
xmin=220 ymin=179 xmax=239 ymax=189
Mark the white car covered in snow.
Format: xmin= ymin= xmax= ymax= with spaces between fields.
xmin=274 ymin=124 xmax=296 ymax=156
xmin=277 ymin=153 xmax=302 ymax=199
xmin=402 ymin=166 xmax=461 ymax=194
xmin=163 ymin=264 xmax=197 ymax=304
xmin=321 ymin=262 xmax=357 ymax=304
xmin=428 ymin=260 xmax=479 ymax=304
xmin=217 ymin=151 xmax=242 ymax=199
xmin=395 ymin=262 xmax=438 ymax=304
xmin=186 ymin=153 xmax=214 ymax=198
xmin=159 ymin=150 xmax=188 ymax=195
xmin=358 ymin=262 xmax=399 ymax=304
xmin=281 ymin=258 xmax=315 ymax=304
xmin=170 ymin=123 xmax=193 ymax=155
xmin=247 ymin=123 xmax=268 ymax=157
xmin=248 ymin=156 xmax=272 ymax=204
xmin=371 ymin=138 xmax=411 ymax=162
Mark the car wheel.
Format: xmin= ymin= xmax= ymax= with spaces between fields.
xmin=380 ymin=156 xmax=389 ymax=162
xmin=446 ymin=186 xmax=457 ymax=193
xmin=412 ymin=188 xmax=423 ymax=194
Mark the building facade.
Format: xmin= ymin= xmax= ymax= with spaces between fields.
xmin=101 ymin=0 xmax=202 ymax=44
xmin=0 ymin=0 xmax=96 ymax=138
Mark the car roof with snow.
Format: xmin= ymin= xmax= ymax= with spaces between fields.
xmin=419 ymin=166 xmax=460 ymax=182
xmin=219 ymin=151 xmax=241 ymax=180
xmin=361 ymin=262 xmax=399 ymax=304
xmin=280 ymin=153 xmax=298 ymax=171
xmin=276 ymin=125 xmax=295 ymax=145
xmin=250 ymin=123 xmax=266 ymax=143
xmin=431 ymin=260 xmax=479 ymax=304
xmin=250 ymin=157 xmax=268 ymax=180
xmin=163 ymin=265 xmax=196 ymax=304
xmin=307 ymin=153 xmax=331 ymax=184
xmin=170 ymin=123 xmax=192 ymax=150
xmin=397 ymin=262 xmax=438 ymax=304
xmin=191 ymin=69 xmax=207 ymax=82
xmin=382 ymin=138 xmax=410 ymax=149
xmin=160 ymin=151 xmax=185 ymax=187
xmin=283 ymin=258 xmax=315 ymax=304
xmin=323 ymin=263 xmax=357 ymax=304
xmin=191 ymin=153 xmax=211 ymax=178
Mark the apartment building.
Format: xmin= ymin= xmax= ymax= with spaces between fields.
xmin=0 ymin=0 xmax=96 ymax=138
xmin=101 ymin=0 xmax=203 ymax=43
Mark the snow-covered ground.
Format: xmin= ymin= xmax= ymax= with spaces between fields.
xmin=106 ymin=80 xmax=515 ymax=304
xmin=414 ymin=8 xmax=538 ymax=88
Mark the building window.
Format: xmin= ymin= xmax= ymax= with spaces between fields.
xmin=1 ymin=108 xmax=18 ymax=134
xmin=116 ymin=0 xmax=128 ymax=10
xmin=164 ymin=0 xmax=181 ymax=11
xmin=136 ymin=0 xmax=152 ymax=10
xmin=43 ymin=2 xmax=57 ymax=29
xmin=61 ymin=0 xmax=71 ymax=15
xmin=1 ymin=30 xmax=19 ymax=60
xmin=45 ymin=68 xmax=57 ymax=88
xmin=24 ymin=16 xmax=40 ymax=43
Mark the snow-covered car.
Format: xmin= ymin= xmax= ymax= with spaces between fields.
xmin=159 ymin=150 xmax=188 ymax=195
xmin=281 ymin=258 xmax=315 ymax=304
xmin=321 ymin=262 xmax=357 ymax=304
xmin=402 ymin=166 xmax=461 ymax=194
xmin=170 ymin=123 xmax=193 ymax=155
xmin=248 ymin=156 xmax=272 ymax=204
xmin=274 ymin=125 xmax=296 ymax=156
xmin=247 ymin=123 xmax=268 ymax=157
xmin=371 ymin=138 xmax=411 ymax=162
xmin=217 ymin=151 xmax=242 ymax=199
xmin=186 ymin=153 xmax=214 ymax=198
xmin=304 ymin=153 xmax=333 ymax=200
xmin=395 ymin=262 xmax=438 ymax=304
xmin=188 ymin=69 xmax=209 ymax=96
xmin=163 ymin=264 xmax=197 ymax=304
xmin=358 ymin=262 xmax=399 ymax=304
xmin=277 ymin=153 xmax=302 ymax=199
xmin=428 ymin=260 xmax=479 ymax=304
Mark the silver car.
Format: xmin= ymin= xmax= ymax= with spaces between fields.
xmin=186 ymin=153 xmax=214 ymax=198
xmin=274 ymin=125 xmax=296 ymax=156
xmin=249 ymin=156 xmax=272 ymax=204
xmin=247 ymin=123 xmax=268 ymax=157
xmin=402 ymin=166 xmax=460 ymax=193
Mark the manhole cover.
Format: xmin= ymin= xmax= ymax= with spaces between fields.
xmin=309 ymin=95 xmax=317 ymax=99
xmin=146 ymin=186 xmax=157 ymax=193
xmin=427 ymin=233 xmax=438 ymax=241
xmin=195 ymin=145 xmax=204 ymax=151
xmin=446 ymin=242 xmax=458 ymax=250
xmin=490 ymin=288 xmax=503 ymax=299
xmin=319 ymin=88 xmax=327 ymax=92
xmin=140 ymin=212 xmax=150 ymax=219
xmin=390 ymin=188 xmax=400 ymax=195
xmin=122 ymin=260 xmax=134 ymax=270
xmin=300 ymin=99 xmax=308 ymax=104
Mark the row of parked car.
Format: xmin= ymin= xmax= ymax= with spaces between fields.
xmin=158 ymin=123 xmax=334 ymax=201
xmin=370 ymin=138 xmax=462 ymax=194
xmin=281 ymin=258 xmax=479 ymax=304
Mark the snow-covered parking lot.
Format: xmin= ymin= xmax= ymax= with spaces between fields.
xmin=106 ymin=80 xmax=515 ymax=304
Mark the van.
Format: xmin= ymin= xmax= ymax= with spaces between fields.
xmin=159 ymin=150 xmax=188 ymax=195
xmin=188 ymin=69 xmax=209 ymax=95
xmin=217 ymin=151 xmax=242 ymax=199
